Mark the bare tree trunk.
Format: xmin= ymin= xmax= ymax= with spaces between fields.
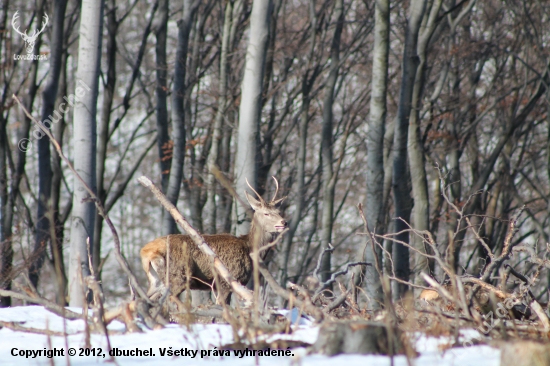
xmin=69 ymin=0 xmax=103 ymax=307
xmin=0 ymin=112 xmax=10 ymax=307
xmin=0 ymin=119 xmax=11 ymax=307
xmin=256 ymin=0 xmax=283 ymax=194
xmin=234 ymin=0 xmax=272 ymax=235
xmin=206 ymin=0 xmax=238 ymax=234
xmin=429 ymin=4 xmax=477 ymax=277
xmin=93 ymin=0 xmax=118 ymax=277
xmin=221 ymin=0 xmax=244 ymax=234
xmin=0 ymin=0 xmax=13 ymax=308
xmin=50 ymin=51 xmax=70 ymax=306
xmin=155 ymin=0 xmax=171 ymax=194
xmin=1 ymin=5 xmax=43 ymax=304
xmin=93 ymin=1 xmax=157 ymax=277
xmin=182 ymin=2 xmax=214 ymax=233
xmin=162 ymin=0 xmax=198 ymax=235
xmin=360 ymin=0 xmax=389 ymax=308
xmin=407 ymin=0 xmax=442 ymax=290
xmin=392 ymin=0 xmax=427 ymax=298
xmin=319 ymin=0 xmax=344 ymax=283
xmin=279 ymin=0 xmax=319 ymax=288
xmin=30 ymin=0 xmax=67 ymax=290
xmin=221 ymin=114 xmax=234 ymax=233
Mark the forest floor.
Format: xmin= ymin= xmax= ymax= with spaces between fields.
xmin=0 ymin=306 xmax=499 ymax=366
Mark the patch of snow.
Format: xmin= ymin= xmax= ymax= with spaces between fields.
xmin=0 ymin=306 xmax=501 ymax=366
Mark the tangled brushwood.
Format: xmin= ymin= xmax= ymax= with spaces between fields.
xmin=2 ymin=106 xmax=550 ymax=363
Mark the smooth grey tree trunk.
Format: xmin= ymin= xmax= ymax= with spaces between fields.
xmin=68 ymin=0 xmax=103 ymax=307
xmin=234 ymin=0 xmax=272 ymax=235
xmin=30 ymin=0 xmax=62 ymax=289
xmin=162 ymin=0 xmax=198 ymax=235
xmin=360 ymin=0 xmax=389 ymax=308
xmin=319 ymin=0 xmax=344 ymax=282
xmin=392 ymin=0 xmax=427 ymax=298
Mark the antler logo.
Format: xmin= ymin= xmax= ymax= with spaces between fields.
xmin=12 ymin=11 xmax=48 ymax=54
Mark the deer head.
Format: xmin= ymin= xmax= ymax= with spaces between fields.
xmin=245 ymin=177 xmax=287 ymax=234
xmin=12 ymin=11 xmax=49 ymax=54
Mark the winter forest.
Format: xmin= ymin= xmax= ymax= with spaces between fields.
xmin=1 ymin=0 xmax=550 ymax=364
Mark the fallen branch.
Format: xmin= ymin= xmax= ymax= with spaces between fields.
xmin=134 ymin=299 xmax=166 ymax=329
xmin=460 ymin=277 xmax=510 ymax=299
xmin=0 ymin=289 xmax=84 ymax=320
xmin=0 ymin=321 xmax=73 ymax=336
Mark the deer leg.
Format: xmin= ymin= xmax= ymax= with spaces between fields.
xmin=148 ymin=256 xmax=167 ymax=301
xmin=169 ymin=274 xmax=189 ymax=299
xmin=215 ymin=281 xmax=232 ymax=305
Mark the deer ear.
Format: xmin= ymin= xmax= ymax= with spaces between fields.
xmin=245 ymin=191 xmax=263 ymax=211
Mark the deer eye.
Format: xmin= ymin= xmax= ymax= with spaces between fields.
xmin=264 ymin=213 xmax=270 ymax=216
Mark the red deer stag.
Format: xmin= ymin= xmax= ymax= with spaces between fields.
xmin=140 ymin=177 xmax=287 ymax=305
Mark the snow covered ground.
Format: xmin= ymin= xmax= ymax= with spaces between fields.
xmin=0 ymin=306 xmax=500 ymax=366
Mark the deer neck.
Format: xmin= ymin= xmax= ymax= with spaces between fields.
xmin=243 ymin=218 xmax=274 ymax=251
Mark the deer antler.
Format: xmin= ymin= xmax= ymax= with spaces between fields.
xmin=12 ymin=11 xmax=26 ymax=37
xmin=245 ymin=178 xmax=264 ymax=203
xmin=271 ymin=176 xmax=279 ymax=203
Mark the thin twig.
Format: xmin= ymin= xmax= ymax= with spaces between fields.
xmin=255 ymin=228 xmax=289 ymax=255
xmin=480 ymin=206 xmax=525 ymax=282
